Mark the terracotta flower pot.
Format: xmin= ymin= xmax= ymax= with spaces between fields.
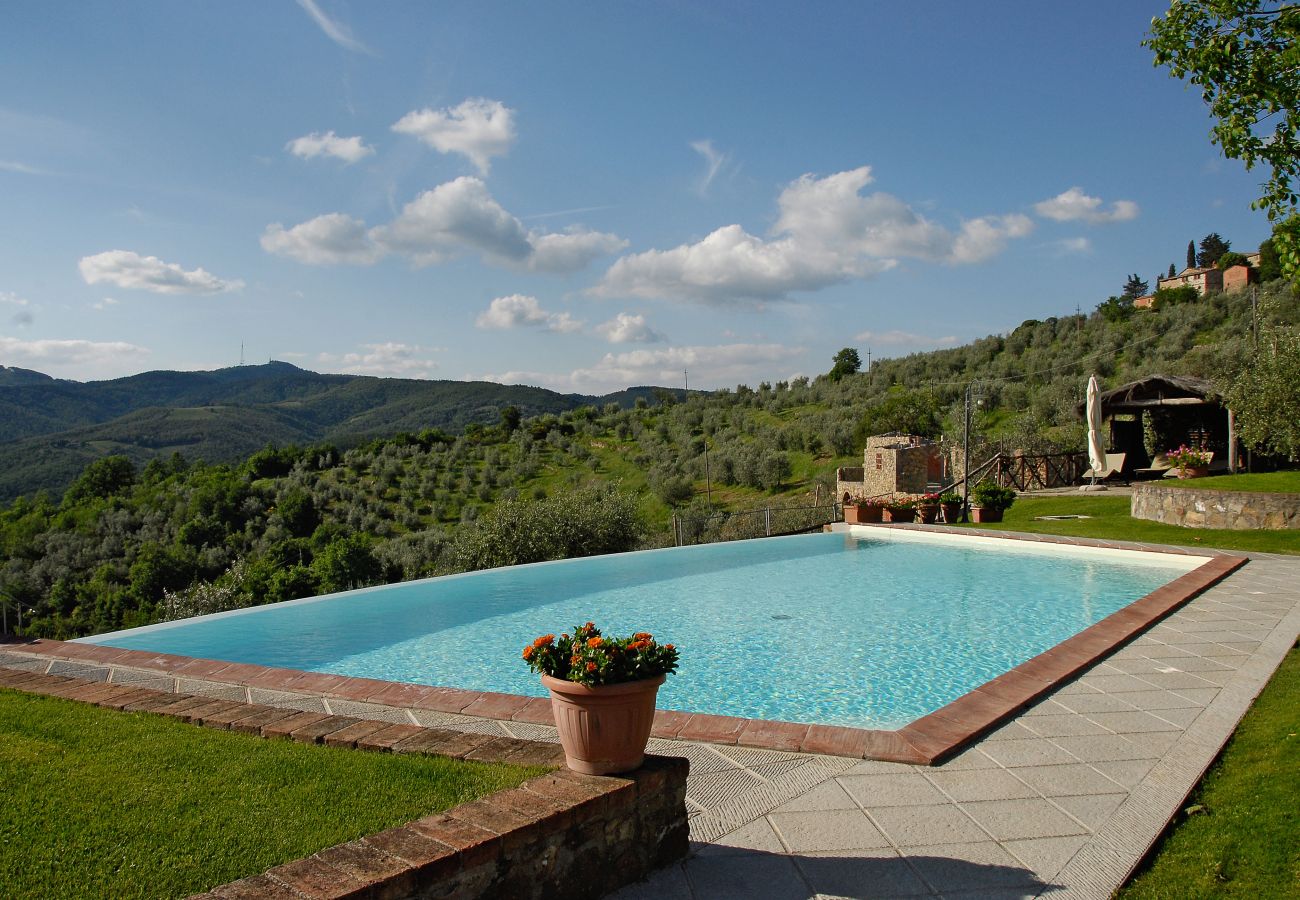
xmin=542 ymin=674 xmax=665 ymax=775
xmin=1176 ymin=466 xmax=1209 ymax=479
xmin=883 ymin=507 xmax=915 ymax=523
xmin=916 ymin=505 xmax=938 ymax=524
xmin=845 ymin=504 xmax=883 ymax=524
xmin=970 ymin=506 xmax=1002 ymax=523
xmin=939 ymin=502 xmax=962 ymax=523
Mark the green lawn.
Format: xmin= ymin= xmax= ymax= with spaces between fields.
xmin=1191 ymin=471 xmax=1300 ymax=493
xmin=954 ymin=495 xmax=1300 ymax=555
xmin=1117 ymin=647 xmax=1299 ymax=898
xmin=0 ymin=690 xmax=546 ymax=899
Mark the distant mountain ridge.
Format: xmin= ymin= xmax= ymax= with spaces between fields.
xmin=0 ymin=361 xmax=682 ymax=499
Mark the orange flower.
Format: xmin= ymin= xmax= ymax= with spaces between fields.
xmin=664 ymin=644 xmax=675 ymax=651
xmin=586 ymin=636 xmax=603 ymax=648
xmin=582 ymin=621 xmax=596 ymax=632
xmin=522 ymin=646 xmax=534 ymax=661
xmin=634 ymin=632 xmax=652 ymax=641
xmin=533 ymin=634 xmax=554 ymax=648
xmin=585 ymin=661 xmax=597 ymax=672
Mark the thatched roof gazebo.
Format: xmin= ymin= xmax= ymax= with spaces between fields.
xmin=1075 ymin=374 xmax=1236 ymax=476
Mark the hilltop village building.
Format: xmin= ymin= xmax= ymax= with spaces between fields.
xmin=1135 ymin=252 xmax=1261 ymax=308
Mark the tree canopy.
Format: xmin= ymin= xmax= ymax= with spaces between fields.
xmin=1147 ymin=3 xmax=1300 ymax=273
xmin=1197 ymin=232 xmax=1231 ymax=268
xmin=1122 ymin=273 xmax=1150 ymax=299
xmin=828 ymin=347 xmax=862 ymax=381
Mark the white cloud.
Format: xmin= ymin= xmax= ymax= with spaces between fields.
xmin=286 ymin=130 xmax=374 ymax=164
xmin=1049 ymin=236 xmax=1092 ymax=256
xmin=91 ymin=297 xmax=119 ymax=311
xmin=0 ymin=291 xmax=29 ymax=308
xmin=690 ymin=139 xmax=729 ymax=196
xmin=78 ymin=250 xmax=243 ymax=294
xmin=295 ymin=0 xmax=373 ymax=54
xmin=263 ymin=176 xmax=624 ymax=272
xmin=1033 ymin=187 xmax=1139 ymax=224
xmin=595 ymin=166 xmax=1032 ymax=304
xmin=0 ymin=335 xmax=149 ymax=379
xmin=481 ymin=342 xmax=803 ymax=393
xmin=0 ymin=159 xmax=50 ymax=175
xmin=392 ymin=98 xmax=516 ymax=174
xmin=476 ymin=294 xmax=583 ymax=333
xmin=1 ymin=291 xmax=32 ymax=326
xmin=261 ymin=213 xmax=383 ymax=265
xmin=854 ymin=329 xmax=959 ymax=347
xmin=595 ymin=313 xmax=667 ymax=344
xmin=527 ymin=227 xmax=629 ymax=273
xmin=316 ymin=342 xmax=438 ymax=378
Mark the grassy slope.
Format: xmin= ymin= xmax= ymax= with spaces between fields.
xmin=0 ymin=690 xmax=544 ymax=899
xmin=954 ymin=495 xmax=1300 ymax=555
xmin=1118 ymin=648 xmax=1299 ymax=899
xmin=1190 ymin=471 xmax=1300 ymax=493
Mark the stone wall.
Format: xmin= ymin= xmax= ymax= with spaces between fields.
xmin=1131 ymin=483 xmax=1300 ymax=530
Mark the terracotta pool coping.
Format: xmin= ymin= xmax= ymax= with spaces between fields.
xmin=15 ymin=528 xmax=1246 ymax=765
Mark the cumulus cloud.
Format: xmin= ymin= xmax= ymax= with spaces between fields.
xmin=295 ymin=0 xmax=373 ymax=54
xmin=595 ymin=166 xmax=1033 ymax=304
xmin=260 ymin=213 xmax=383 ymax=264
xmin=691 ymin=139 xmax=729 ymax=196
xmin=481 ymin=342 xmax=804 ymax=393
xmin=1049 ymin=236 xmax=1092 ymax=256
xmin=392 ymin=98 xmax=516 ymax=174
xmin=78 ymin=250 xmax=243 ymax=294
xmin=595 ymin=313 xmax=666 ymax=344
xmin=854 ymin=329 xmax=959 ymax=348
xmin=286 ymin=130 xmax=374 ymax=164
xmin=265 ymin=177 xmax=624 ymax=273
xmin=316 ymin=342 xmax=438 ymax=378
xmin=1033 ymin=187 xmax=1139 ymax=224
xmin=475 ymin=294 xmax=583 ymax=333
xmin=0 ymin=335 xmax=148 ymax=379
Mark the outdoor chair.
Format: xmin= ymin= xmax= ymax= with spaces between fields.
xmin=1081 ymin=452 xmax=1126 ymax=482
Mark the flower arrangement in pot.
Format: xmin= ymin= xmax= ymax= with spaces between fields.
xmin=1167 ymin=445 xmax=1212 ymax=479
xmin=883 ymin=495 xmax=916 ymax=523
xmin=970 ymin=483 xmax=1016 ymax=523
xmin=844 ymin=497 xmax=886 ymax=524
xmin=938 ymin=490 xmax=963 ymax=523
xmin=914 ymin=492 xmax=940 ymax=524
xmin=522 ymin=623 xmax=679 ymax=775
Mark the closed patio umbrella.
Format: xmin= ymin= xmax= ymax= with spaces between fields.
xmin=1086 ymin=374 xmax=1106 ymax=486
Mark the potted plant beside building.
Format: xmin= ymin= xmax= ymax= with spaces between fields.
xmin=1168 ymin=445 xmax=1212 ymax=479
xmin=883 ymin=496 xmax=916 ymax=523
xmin=938 ymin=491 xmax=963 ymax=523
xmin=845 ymin=497 xmax=886 ymax=524
xmin=915 ymin=493 xmax=940 ymax=524
xmin=522 ymin=623 xmax=679 ymax=775
xmin=970 ymin=484 xmax=1016 ymax=523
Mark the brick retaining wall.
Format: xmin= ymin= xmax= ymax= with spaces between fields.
xmin=1131 ymin=483 xmax=1300 ymax=530
xmin=0 ymin=666 xmax=689 ymax=899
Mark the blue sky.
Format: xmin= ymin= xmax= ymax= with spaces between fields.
xmin=0 ymin=1 xmax=1273 ymax=390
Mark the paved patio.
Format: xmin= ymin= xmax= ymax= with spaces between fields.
xmin=2 ymin=543 xmax=1296 ymax=899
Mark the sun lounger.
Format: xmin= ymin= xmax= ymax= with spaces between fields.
xmin=1081 ymin=452 xmax=1126 ymax=481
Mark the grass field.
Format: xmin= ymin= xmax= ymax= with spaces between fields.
xmin=955 ymin=494 xmax=1300 ymax=555
xmin=1117 ymin=648 xmax=1299 ymax=898
xmin=0 ymin=689 xmax=546 ymax=899
xmin=1190 ymin=471 xmax=1300 ymax=493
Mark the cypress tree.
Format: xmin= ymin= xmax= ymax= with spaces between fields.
xmin=1186 ymin=240 xmax=1196 ymax=269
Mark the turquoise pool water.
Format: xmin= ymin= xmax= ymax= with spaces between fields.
xmin=80 ymin=530 xmax=1199 ymax=729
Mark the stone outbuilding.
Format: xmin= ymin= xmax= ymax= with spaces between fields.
xmin=837 ymin=433 xmax=944 ymax=502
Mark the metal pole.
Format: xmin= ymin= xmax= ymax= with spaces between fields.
xmin=961 ymin=384 xmax=972 ymax=522
xmin=1251 ymin=286 xmax=1258 ymax=349
xmin=704 ymin=446 xmax=712 ymax=509
xmin=765 ymin=507 xmax=772 ymax=536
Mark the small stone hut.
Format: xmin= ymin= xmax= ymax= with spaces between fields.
xmin=837 ymin=434 xmax=943 ymax=503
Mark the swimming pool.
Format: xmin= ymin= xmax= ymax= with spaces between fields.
xmin=79 ymin=529 xmax=1202 ymax=729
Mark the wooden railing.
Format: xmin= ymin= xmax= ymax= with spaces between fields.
xmin=993 ymin=451 xmax=1089 ymax=491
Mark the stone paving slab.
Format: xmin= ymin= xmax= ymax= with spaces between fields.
xmin=3 ymin=544 xmax=1297 ymax=898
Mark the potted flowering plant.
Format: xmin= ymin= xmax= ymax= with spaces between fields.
xmin=970 ymin=483 xmax=1016 ymax=523
xmin=938 ymin=491 xmax=963 ymax=523
xmin=915 ymin=492 xmax=941 ymax=524
xmin=883 ymin=495 xmax=916 ymax=523
xmin=1167 ymin=445 xmax=1212 ymax=479
xmin=522 ymin=623 xmax=679 ymax=775
xmin=844 ymin=497 xmax=886 ymax=524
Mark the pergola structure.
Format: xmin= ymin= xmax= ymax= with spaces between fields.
xmin=1075 ymin=374 xmax=1237 ymax=475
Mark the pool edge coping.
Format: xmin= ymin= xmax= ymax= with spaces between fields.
xmin=5 ymin=527 xmax=1248 ymax=765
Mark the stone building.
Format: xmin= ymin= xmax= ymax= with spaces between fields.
xmin=837 ymin=434 xmax=943 ymax=503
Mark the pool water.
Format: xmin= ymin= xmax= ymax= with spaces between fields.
xmin=80 ymin=530 xmax=1199 ymax=729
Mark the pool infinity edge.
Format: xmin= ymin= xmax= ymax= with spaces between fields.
xmin=17 ymin=526 xmax=1247 ymax=765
